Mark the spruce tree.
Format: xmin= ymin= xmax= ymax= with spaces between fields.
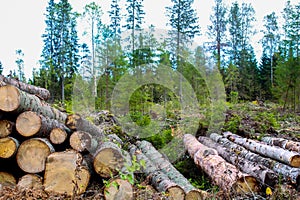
xmin=15 ymin=49 xmax=25 ymax=82
xmin=0 ymin=61 xmax=3 ymax=75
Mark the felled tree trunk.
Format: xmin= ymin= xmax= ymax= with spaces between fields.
xmin=17 ymin=174 xmax=43 ymax=190
xmin=0 ymin=120 xmax=15 ymax=138
xmin=261 ymin=136 xmax=300 ymax=153
xmin=198 ymin=136 xmax=278 ymax=187
xmin=129 ymin=144 xmax=185 ymax=200
xmin=0 ymin=75 xmax=50 ymax=100
xmin=104 ymin=179 xmax=134 ymax=200
xmin=183 ymin=134 xmax=259 ymax=194
xmin=0 ymin=85 xmax=66 ymax=122
xmin=0 ymin=137 xmax=19 ymax=158
xmin=49 ymin=128 xmax=68 ymax=145
xmin=16 ymin=138 xmax=54 ymax=173
xmin=210 ymin=133 xmax=300 ymax=185
xmin=16 ymin=111 xmax=70 ymax=138
xmin=137 ymin=140 xmax=206 ymax=200
xmin=223 ymin=132 xmax=300 ymax=167
xmin=69 ymin=131 xmax=98 ymax=153
xmin=43 ymin=150 xmax=90 ymax=196
xmin=0 ymin=172 xmax=16 ymax=187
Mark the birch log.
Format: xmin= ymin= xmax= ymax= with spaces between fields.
xmin=222 ymin=132 xmax=300 ymax=167
xmin=0 ymin=85 xmax=66 ymax=122
xmin=210 ymin=133 xmax=300 ymax=185
xmin=0 ymin=120 xmax=15 ymax=138
xmin=0 ymin=137 xmax=19 ymax=158
xmin=198 ymin=136 xmax=278 ymax=187
xmin=0 ymin=75 xmax=50 ymax=100
xmin=137 ymin=140 xmax=207 ymax=200
xmin=16 ymin=111 xmax=70 ymax=138
xmin=129 ymin=144 xmax=186 ymax=200
xmin=183 ymin=134 xmax=259 ymax=194
xmin=261 ymin=136 xmax=300 ymax=153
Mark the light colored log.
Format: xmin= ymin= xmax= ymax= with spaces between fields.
xmin=198 ymin=136 xmax=278 ymax=187
xmin=69 ymin=131 xmax=97 ymax=153
xmin=16 ymin=111 xmax=70 ymax=138
xmin=261 ymin=136 xmax=300 ymax=153
xmin=0 ymin=120 xmax=15 ymax=138
xmin=43 ymin=150 xmax=90 ymax=196
xmin=184 ymin=134 xmax=259 ymax=194
xmin=0 ymin=85 xmax=66 ymax=122
xmin=17 ymin=174 xmax=43 ymax=190
xmin=0 ymin=172 xmax=16 ymax=187
xmin=104 ymin=179 xmax=133 ymax=200
xmin=16 ymin=138 xmax=55 ymax=173
xmin=210 ymin=133 xmax=300 ymax=185
xmin=49 ymin=128 xmax=68 ymax=145
xmin=0 ymin=137 xmax=19 ymax=158
xmin=0 ymin=74 xmax=50 ymax=100
xmin=223 ymin=132 xmax=300 ymax=167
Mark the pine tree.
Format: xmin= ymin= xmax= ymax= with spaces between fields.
xmin=108 ymin=0 xmax=122 ymax=39
xmin=0 ymin=61 xmax=3 ymax=75
xmin=15 ymin=49 xmax=25 ymax=82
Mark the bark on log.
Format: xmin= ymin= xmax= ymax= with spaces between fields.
xmin=261 ymin=136 xmax=300 ymax=153
xmin=16 ymin=111 xmax=70 ymax=138
xmin=16 ymin=138 xmax=55 ymax=173
xmin=0 ymin=85 xmax=66 ymax=122
xmin=17 ymin=174 xmax=43 ymax=190
xmin=0 ymin=120 xmax=15 ymax=138
xmin=104 ymin=179 xmax=134 ymax=200
xmin=223 ymin=132 xmax=300 ymax=167
xmin=129 ymin=144 xmax=185 ymax=200
xmin=0 ymin=137 xmax=19 ymax=158
xmin=43 ymin=150 xmax=90 ymax=196
xmin=136 ymin=140 xmax=205 ymax=200
xmin=49 ymin=128 xmax=68 ymax=145
xmin=0 ymin=172 xmax=16 ymax=187
xmin=198 ymin=136 xmax=278 ymax=187
xmin=70 ymin=131 xmax=98 ymax=153
xmin=93 ymin=141 xmax=129 ymax=178
xmin=183 ymin=134 xmax=259 ymax=194
xmin=0 ymin=75 xmax=50 ymax=100
xmin=209 ymin=133 xmax=300 ymax=185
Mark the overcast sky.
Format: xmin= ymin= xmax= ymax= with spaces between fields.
xmin=0 ymin=0 xmax=299 ymax=78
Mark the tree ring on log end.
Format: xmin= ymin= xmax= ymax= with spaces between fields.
xmin=0 ymin=85 xmax=20 ymax=112
xmin=16 ymin=111 xmax=41 ymax=137
xmin=290 ymin=155 xmax=300 ymax=168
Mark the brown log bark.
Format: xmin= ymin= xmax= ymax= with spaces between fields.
xmin=183 ymin=134 xmax=259 ymax=194
xmin=0 ymin=120 xmax=15 ymax=138
xmin=0 ymin=172 xmax=16 ymax=187
xmin=129 ymin=144 xmax=186 ymax=200
xmin=198 ymin=136 xmax=278 ymax=187
xmin=16 ymin=138 xmax=55 ymax=173
xmin=261 ymin=136 xmax=300 ymax=153
xmin=17 ymin=174 xmax=43 ymax=190
xmin=137 ymin=140 xmax=206 ymax=200
xmin=104 ymin=178 xmax=133 ymax=200
xmin=0 ymin=75 xmax=50 ymax=100
xmin=209 ymin=133 xmax=300 ymax=185
xmin=223 ymin=132 xmax=300 ymax=167
xmin=0 ymin=85 xmax=66 ymax=122
xmin=43 ymin=150 xmax=90 ymax=196
xmin=0 ymin=137 xmax=19 ymax=158
xmin=16 ymin=111 xmax=70 ymax=138
xmin=49 ymin=128 xmax=68 ymax=145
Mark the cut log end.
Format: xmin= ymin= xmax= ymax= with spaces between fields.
xmin=290 ymin=155 xmax=300 ymax=168
xmin=65 ymin=114 xmax=81 ymax=130
xmin=0 ymin=172 xmax=16 ymax=187
xmin=166 ymin=186 xmax=185 ymax=200
xmin=185 ymin=190 xmax=205 ymax=200
xmin=104 ymin=179 xmax=133 ymax=200
xmin=50 ymin=128 xmax=68 ymax=144
xmin=70 ymin=131 xmax=93 ymax=152
xmin=17 ymin=174 xmax=43 ymax=190
xmin=16 ymin=111 xmax=41 ymax=137
xmin=233 ymin=176 xmax=260 ymax=194
xmin=0 ymin=120 xmax=14 ymax=138
xmin=0 ymin=137 xmax=19 ymax=158
xmin=0 ymin=85 xmax=20 ymax=112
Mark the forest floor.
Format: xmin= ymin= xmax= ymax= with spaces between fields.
xmin=1 ymin=101 xmax=300 ymax=199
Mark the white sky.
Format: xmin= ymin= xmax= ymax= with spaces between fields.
xmin=0 ymin=0 xmax=299 ymax=78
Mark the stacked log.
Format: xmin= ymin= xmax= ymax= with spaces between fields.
xmin=261 ymin=136 xmax=300 ymax=153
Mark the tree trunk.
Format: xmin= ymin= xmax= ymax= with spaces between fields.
xmin=261 ymin=136 xmax=300 ymax=153
xmin=198 ymin=136 xmax=278 ymax=187
xmin=209 ymin=133 xmax=300 ymax=185
xmin=183 ymin=134 xmax=259 ymax=194
xmin=0 ymin=75 xmax=50 ymax=100
xmin=104 ymin=179 xmax=134 ymax=200
xmin=0 ymin=172 xmax=16 ymax=187
xmin=0 ymin=120 xmax=15 ymax=138
xmin=17 ymin=174 xmax=43 ymax=190
xmin=129 ymin=144 xmax=186 ymax=200
xmin=223 ymin=132 xmax=300 ymax=167
xmin=16 ymin=138 xmax=54 ymax=173
xmin=0 ymin=137 xmax=19 ymax=158
xmin=49 ymin=128 xmax=68 ymax=145
xmin=136 ymin=140 xmax=205 ymax=200
xmin=43 ymin=150 xmax=90 ymax=196
xmin=0 ymin=85 xmax=67 ymax=122
xmin=16 ymin=111 xmax=70 ymax=138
